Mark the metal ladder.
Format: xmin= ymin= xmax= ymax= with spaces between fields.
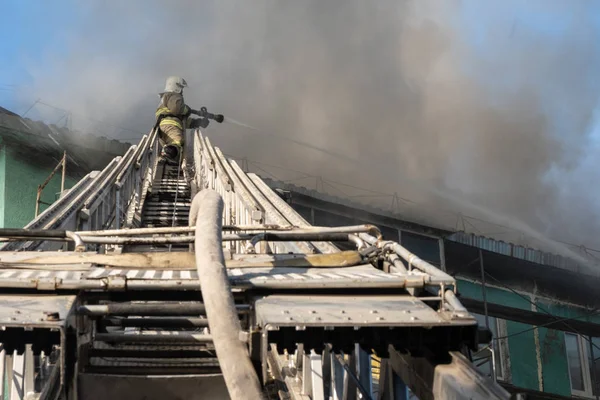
xmin=75 ymin=157 xmax=233 ymax=398
xmin=143 ymin=161 xmax=190 ymax=229
xmin=77 ymin=294 xmax=233 ymax=399
xmin=125 ymin=161 xmax=191 ymax=253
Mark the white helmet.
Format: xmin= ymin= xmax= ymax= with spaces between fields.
xmin=163 ymin=76 xmax=188 ymax=94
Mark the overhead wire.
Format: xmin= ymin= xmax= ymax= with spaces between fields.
xmin=21 ymin=98 xmax=145 ymax=140
xmin=482 ymin=270 xmax=600 ymax=355
xmin=493 ymin=308 xmax=600 ymax=342
xmin=451 ymin=255 xmax=600 ymax=352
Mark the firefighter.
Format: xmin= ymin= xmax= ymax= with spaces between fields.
xmin=155 ymin=76 xmax=221 ymax=163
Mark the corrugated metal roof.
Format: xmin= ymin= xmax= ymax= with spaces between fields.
xmin=263 ymin=178 xmax=598 ymax=274
xmin=0 ymin=109 xmax=131 ymax=171
xmin=0 ymin=106 xmax=18 ymax=117
xmin=446 ymin=232 xmax=585 ymax=273
xmin=264 ymin=178 xmax=453 ymax=233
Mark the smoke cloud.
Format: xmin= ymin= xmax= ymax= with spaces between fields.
xmin=12 ymin=0 xmax=600 ymax=259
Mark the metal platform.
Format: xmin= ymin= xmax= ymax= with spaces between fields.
xmin=0 ymin=265 xmax=431 ymax=290
xmin=255 ymin=294 xmax=471 ymax=327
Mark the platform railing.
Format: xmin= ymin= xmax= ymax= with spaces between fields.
xmin=0 ymin=129 xmax=158 ymax=251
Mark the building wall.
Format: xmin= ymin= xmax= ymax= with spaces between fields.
xmin=0 ymin=139 xmax=6 ymax=226
xmin=458 ymin=280 xmax=543 ymax=391
xmin=2 ymin=148 xmax=78 ymax=228
xmin=538 ymin=326 xmax=570 ymax=395
xmin=458 ymin=278 xmax=600 ymax=398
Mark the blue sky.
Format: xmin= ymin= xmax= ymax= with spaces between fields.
xmin=0 ymin=0 xmax=83 ymax=112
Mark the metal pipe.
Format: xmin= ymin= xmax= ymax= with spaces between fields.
xmin=490 ymin=347 xmax=498 ymax=382
xmin=0 ymin=226 xmax=376 ymax=245
xmin=101 ymin=317 xmax=209 ymax=328
xmin=331 ymin=351 xmax=374 ymax=400
xmin=115 ymin=188 xmax=121 ymax=230
xmin=118 ymin=281 xmax=204 ymax=291
xmin=88 ymin=348 xmax=213 ymax=359
xmin=79 ymin=303 xmax=205 ymax=316
xmin=61 ymin=151 xmax=66 ymax=194
xmin=77 ymin=224 xmax=378 ymax=237
xmin=83 ymin=147 xmax=133 ymax=210
xmin=135 ymin=132 xmax=152 ymax=167
xmin=358 ymin=232 xmax=380 ymax=246
xmin=65 ymin=231 xmax=84 ymax=252
xmin=387 ymin=253 xmax=408 ymax=274
xmin=35 ymin=186 xmax=42 ymax=218
xmin=444 ymin=290 xmax=469 ymax=315
xmin=114 ymin=143 xmax=140 ymax=185
xmin=190 ymin=190 xmax=264 ymax=400
xmin=9 ymin=232 xmax=356 ymax=245
xmin=78 ymin=303 xmax=249 ymax=316
xmin=87 ymin=366 xmax=222 ymax=376
xmin=359 ymin=233 xmax=455 ymax=284
xmin=76 ymin=225 xmax=280 ymax=236
xmin=0 ymin=228 xmax=68 ymax=238
xmin=81 ymin=235 xmax=193 ymax=244
xmin=348 ymin=234 xmax=366 ymax=250
xmin=35 ymin=153 xmax=68 ymax=218
xmin=248 ymin=232 xmax=350 ymax=248
xmin=169 ymin=148 xmax=184 ymax=253
xmin=95 ymin=332 xmax=214 ymax=344
xmin=0 ymin=276 xmax=411 ymax=291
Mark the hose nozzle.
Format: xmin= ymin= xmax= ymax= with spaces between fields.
xmin=199 ymin=107 xmax=224 ymax=123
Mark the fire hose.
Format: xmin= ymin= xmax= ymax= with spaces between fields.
xmin=189 ymin=190 xmax=264 ymax=400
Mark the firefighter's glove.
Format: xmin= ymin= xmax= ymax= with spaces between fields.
xmin=189 ymin=118 xmax=210 ymax=129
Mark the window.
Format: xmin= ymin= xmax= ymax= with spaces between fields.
xmin=566 ymin=333 xmax=586 ymax=393
xmin=473 ymin=313 xmax=508 ymax=381
xmin=564 ymin=333 xmax=600 ymax=398
xmin=587 ymin=337 xmax=600 ymax=396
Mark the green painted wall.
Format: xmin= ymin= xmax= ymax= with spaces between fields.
xmin=0 ymin=139 xmax=5 ymax=227
xmin=534 ymin=299 xmax=599 ymax=396
xmin=458 ymin=279 xmax=541 ymax=391
xmin=537 ymin=298 xmax=600 ymax=325
xmin=505 ymin=320 xmax=541 ymax=390
xmin=538 ymin=327 xmax=570 ymax=396
xmin=458 ymin=279 xmax=600 ymax=396
xmin=2 ymin=149 xmax=78 ymax=228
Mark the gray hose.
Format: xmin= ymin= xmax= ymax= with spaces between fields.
xmin=190 ymin=190 xmax=264 ymax=400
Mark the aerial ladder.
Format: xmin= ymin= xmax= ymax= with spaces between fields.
xmin=0 ymin=127 xmax=510 ymax=400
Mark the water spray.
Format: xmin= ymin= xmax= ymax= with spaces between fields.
xmin=223 ymin=116 xmax=260 ymax=131
xmin=223 ymin=116 xmax=361 ymax=163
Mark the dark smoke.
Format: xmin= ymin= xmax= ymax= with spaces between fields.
xmin=14 ymin=1 xmax=600 ymax=259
